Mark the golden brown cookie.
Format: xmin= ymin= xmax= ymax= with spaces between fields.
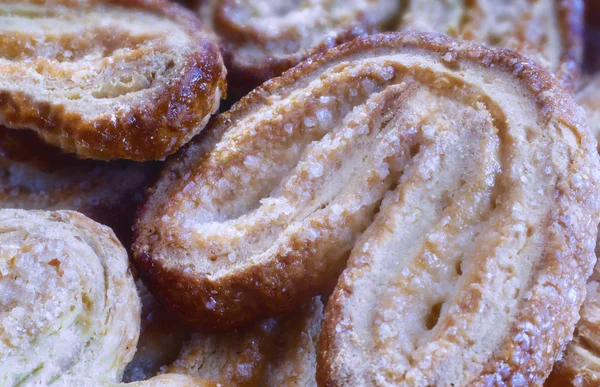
xmin=576 ymin=72 xmax=600 ymax=146
xmin=311 ymin=34 xmax=599 ymax=386
xmin=0 ymin=209 xmax=140 ymax=385
xmin=0 ymin=127 xmax=157 ymax=243
xmin=134 ymin=32 xmax=599 ymax=336
xmin=196 ymin=0 xmax=580 ymax=94
xmin=0 ymin=0 xmax=226 ymax=161
xmin=166 ymin=297 xmax=323 ymax=386
xmin=0 ymin=209 xmax=215 ymax=387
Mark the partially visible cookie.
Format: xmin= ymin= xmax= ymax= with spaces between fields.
xmin=0 ymin=209 xmax=141 ymax=385
xmin=0 ymin=127 xmax=157 ymax=243
xmin=195 ymin=0 xmax=399 ymax=95
xmin=197 ymin=0 xmax=581 ymax=94
xmin=166 ymin=297 xmax=323 ymax=386
xmin=123 ymin=281 xmax=191 ymax=383
xmin=0 ymin=0 xmax=226 ymax=160
xmin=546 ymin=266 xmax=600 ymax=386
xmin=399 ymin=0 xmax=582 ymax=91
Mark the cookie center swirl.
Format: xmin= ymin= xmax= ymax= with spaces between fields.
xmin=0 ymin=2 xmax=192 ymax=101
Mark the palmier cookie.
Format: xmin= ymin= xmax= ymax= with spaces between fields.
xmin=0 ymin=0 xmax=226 ymax=161
xmin=195 ymin=0 xmax=400 ymax=95
xmin=134 ymin=32 xmax=600 ymax=334
xmin=197 ymin=0 xmax=581 ymax=93
xmin=166 ymin=296 xmax=323 ymax=386
xmin=312 ymin=37 xmax=600 ymax=387
xmin=0 ymin=128 xmax=157 ymax=243
xmin=0 ymin=209 xmax=138 ymax=385
xmin=0 ymin=209 xmax=214 ymax=387
xmin=545 ymin=265 xmax=600 ymax=386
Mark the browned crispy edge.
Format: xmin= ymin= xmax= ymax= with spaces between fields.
xmin=0 ymin=0 xmax=226 ymax=161
xmin=314 ymin=37 xmax=595 ymax=387
xmin=133 ymin=32 xmax=588 ymax=333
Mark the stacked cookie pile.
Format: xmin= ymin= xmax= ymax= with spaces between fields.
xmin=2 ymin=0 xmax=600 ymax=386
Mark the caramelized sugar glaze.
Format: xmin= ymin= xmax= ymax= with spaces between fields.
xmin=196 ymin=0 xmax=582 ymax=93
xmin=0 ymin=0 xmax=226 ymax=160
xmin=133 ymin=35 xmax=600 ymax=381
